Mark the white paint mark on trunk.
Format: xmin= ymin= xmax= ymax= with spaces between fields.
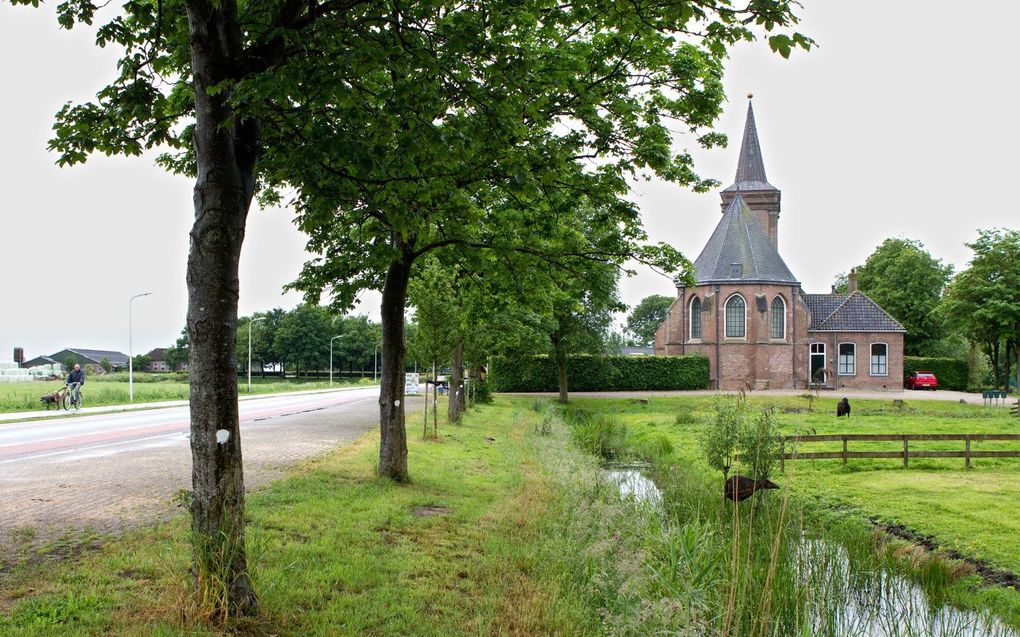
xmin=216 ymin=429 xmax=230 ymax=444
xmin=394 ymin=400 xmax=400 ymax=407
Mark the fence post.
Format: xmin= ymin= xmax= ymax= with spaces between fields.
xmin=965 ymin=434 xmax=971 ymax=469
xmin=903 ymin=436 xmax=909 ymax=468
xmin=780 ymin=438 xmax=786 ymax=473
xmin=842 ymin=435 xmax=848 ymax=465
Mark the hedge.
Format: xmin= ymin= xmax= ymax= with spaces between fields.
xmin=488 ymin=354 xmax=710 ymax=392
xmin=902 ymin=356 xmax=969 ymax=391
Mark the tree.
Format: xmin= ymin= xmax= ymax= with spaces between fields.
xmin=852 ymin=238 xmax=954 ymax=355
xmin=334 ymin=315 xmax=381 ymax=377
xmin=289 ymin=4 xmax=808 ymax=479
xmin=274 ymin=305 xmax=334 ymax=377
xmin=164 ymin=327 xmax=189 ymax=373
xmin=941 ymin=229 xmax=1020 ymax=393
xmin=407 ymin=257 xmax=458 ymax=434
xmin=626 ymin=295 xmax=675 ymax=347
xmin=132 ymin=354 xmax=151 ymax=372
xmin=99 ymin=357 xmax=113 ymax=373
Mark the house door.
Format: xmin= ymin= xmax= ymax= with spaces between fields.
xmin=810 ymin=343 xmax=827 ymax=385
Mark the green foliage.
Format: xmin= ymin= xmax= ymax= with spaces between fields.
xmin=63 ymin=355 xmax=76 ymax=373
xmin=273 ymin=304 xmax=335 ymax=373
xmin=852 ymin=238 xmax=954 ymax=355
xmin=738 ymin=407 xmax=784 ymax=482
xmin=700 ymin=398 xmax=745 ymax=478
xmin=626 ymin=294 xmax=674 ymax=347
xmin=473 ymin=379 xmax=493 ymax=405
xmin=131 ymin=354 xmax=151 ymax=371
xmin=99 ymin=357 xmax=112 ymax=373
xmin=902 ymin=356 xmax=969 ymax=391
xmin=567 ymin=411 xmax=632 ymax=461
xmin=164 ymin=326 xmax=189 ymax=372
xmin=407 ymin=256 xmax=459 ymax=370
xmin=488 ymin=354 xmax=710 ymax=392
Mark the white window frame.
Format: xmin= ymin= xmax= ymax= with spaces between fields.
xmin=724 ymin=294 xmax=746 ymax=339
xmin=689 ymin=296 xmax=702 ymax=341
xmin=770 ymin=296 xmax=786 ymax=340
xmin=837 ymin=342 xmax=856 ymax=376
xmin=870 ymin=342 xmax=888 ymax=376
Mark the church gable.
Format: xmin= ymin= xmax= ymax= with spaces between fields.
xmin=692 ymin=195 xmax=799 ymax=285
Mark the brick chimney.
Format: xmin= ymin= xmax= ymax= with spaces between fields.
xmin=848 ymin=268 xmax=859 ymax=293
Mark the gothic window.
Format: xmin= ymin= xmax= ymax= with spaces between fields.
xmin=838 ymin=343 xmax=856 ymax=376
xmin=725 ymin=295 xmax=745 ymax=338
xmin=770 ymin=296 xmax=786 ymax=339
xmin=689 ymin=297 xmax=702 ymax=339
xmin=870 ymin=343 xmax=888 ymax=376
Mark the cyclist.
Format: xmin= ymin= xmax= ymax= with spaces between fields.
xmin=66 ymin=363 xmax=86 ymax=404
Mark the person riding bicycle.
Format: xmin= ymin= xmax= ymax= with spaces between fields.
xmin=66 ymin=363 xmax=85 ymax=401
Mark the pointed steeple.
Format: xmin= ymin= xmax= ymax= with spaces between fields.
xmin=720 ymin=95 xmax=781 ymax=247
xmin=734 ymin=100 xmax=770 ymax=185
xmin=724 ymin=96 xmax=777 ymax=192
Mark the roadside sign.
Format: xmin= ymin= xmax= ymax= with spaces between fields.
xmin=405 ymin=372 xmax=420 ymax=395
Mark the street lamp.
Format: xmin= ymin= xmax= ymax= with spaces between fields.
xmin=329 ymin=334 xmax=348 ymax=385
xmin=248 ymin=317 xmax=266 ymax=393
xmin=128 ymin=292 xmax=153 ymax=402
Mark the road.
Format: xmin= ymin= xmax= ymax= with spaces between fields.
xmin=0 ymin=387 xmax=421 ymax=544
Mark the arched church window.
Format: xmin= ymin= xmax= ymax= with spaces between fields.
xmin=689 ymin=297 xmax=702 ymax=339
xmin=770 ymin=296 xmax=786 ymax=339
xmin=725 ymin=295 xmax=745 ymax=338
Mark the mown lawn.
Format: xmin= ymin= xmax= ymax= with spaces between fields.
xmin=568 ymin=394 xmax=1020 ymax=574
xmin=0 ymin=397 xmax=583 ymax=636
xmin=0 ymin=374 xmax=374 ymax=413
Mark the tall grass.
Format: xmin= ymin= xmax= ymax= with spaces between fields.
xmin=542 ymin=403 xmax=1019 ymax=636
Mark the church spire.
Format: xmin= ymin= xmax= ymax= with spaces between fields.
xmin=720 ymin=95 xmax=781 ymax=247
xmin=733 ymin=97 xmax=770 ymax=186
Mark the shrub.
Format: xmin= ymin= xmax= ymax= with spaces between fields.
xmin=903 ymin=356 xmax=968 ymax=391
xmin=488 ymin=354 xmax=710 ymax=392
xmin=738 ymin=408 xmax=783 ymax=482
xmin=473 ymin=379 xmax=493 ymax=404
xmin=700 ymin=399 xmax=744 ymax=479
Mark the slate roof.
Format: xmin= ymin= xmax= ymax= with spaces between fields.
xmin=692 ymin=194 xmax=799 ymax=285
xmin=803 ymin=292 xmax=906 ymax=332
xmin=146 ymin=348 xmax=168 ymax=361
xmin=62 ymin=348 xmax=130 ymax=365
xmin=721 ymin=100 xmax=779 ymax=194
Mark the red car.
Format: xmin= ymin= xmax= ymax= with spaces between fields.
xmin=905 ymin=371 xmax=938 ymax=390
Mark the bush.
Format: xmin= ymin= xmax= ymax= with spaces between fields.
xmin=488 ymin=354 xmax=710 ymax=392
xmin=903 ymin=356 xmax=968 ymax=391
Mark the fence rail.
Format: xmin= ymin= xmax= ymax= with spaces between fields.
xmin=780 ymin=433 xmax=1020 ymax=471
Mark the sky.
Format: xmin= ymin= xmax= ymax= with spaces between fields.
xmin=1 ymin=1 xmax=1018 ymax=361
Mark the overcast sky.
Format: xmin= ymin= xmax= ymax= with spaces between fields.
xmin=1 ymin=1 xmax=1018 ymax=361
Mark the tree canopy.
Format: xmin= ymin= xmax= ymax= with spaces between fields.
xmin=627 ymin=294 xmax=675 ymax=347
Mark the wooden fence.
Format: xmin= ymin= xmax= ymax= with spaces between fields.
xmin=780 ymin=434 xmax=1020 ymax=471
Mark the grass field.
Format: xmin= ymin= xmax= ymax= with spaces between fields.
xmin=0 ymin=373 xmax=375 ymax=413
xmin=566 ymin=394 xmax=1020 ymax=575
xmin=1 ymin=394 xmax=1018 ymax=635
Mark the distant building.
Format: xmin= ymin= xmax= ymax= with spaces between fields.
xmin=145 ymin=348 xmax=171 ymax=372
xmin=654 ymin=98 xmax=905 ymax=390
xmin=620 ymin=346 xmax=655 ymax=356
xmin=50 ymin=348 xmax=130 ymax=370
xmin=22 ymin=355 xmax=60 ymax=369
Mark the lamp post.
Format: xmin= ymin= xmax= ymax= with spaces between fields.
xmin=128 ymin=292 xmax=153 ymax=402
xmin=374 ymin=346 xmax=379 ymax=382
xmin=248 ymin=317 xmax=266 ymax=393
xmin=329 ymin=334 xmax=347 ymax=385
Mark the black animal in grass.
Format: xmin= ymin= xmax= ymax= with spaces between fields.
xmin=837 ymin=397 xmax=851 ymax=418
xmin=724 ymin=475 xmax=779 ymax=502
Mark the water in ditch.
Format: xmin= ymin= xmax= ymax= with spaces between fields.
xmin=603 ymin=464 xmax=1018 ymax=637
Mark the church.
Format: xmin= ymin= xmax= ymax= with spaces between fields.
xmin=653 ymin=98 xmax=905 ymax=391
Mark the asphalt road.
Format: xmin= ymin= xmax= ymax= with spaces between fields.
xmin=0 ymin=387 xmax=421 ymax=542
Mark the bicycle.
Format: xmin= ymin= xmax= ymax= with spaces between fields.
xmin=63 ymin=382 xmax=83 ymax=411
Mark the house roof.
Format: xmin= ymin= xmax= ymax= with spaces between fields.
xmin=721 ymin=99 xmax=779 ymax=194
xmin=692 ymin=194 xmax=799 ymax=285
xmin=146 ymin=348 xmax=167 ymax=361
xmin=804 ymin=291 xmax=906 ymax=332
xmin=23 ymin=356 xmax=58 ymax=368
xmin=61 ymin=348 xmax=130 ymax=364
xmin=620 ymin=346 xmax=654 ymax=356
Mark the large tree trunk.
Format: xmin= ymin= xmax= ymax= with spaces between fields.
xmin=184 ymin=0 xmax=259 ymax=617
xmin=555 ymin=344 xmax=568 ymax=403
xmin=379 ymin=246 xmax=411 ymax=481
xmin=448 ymin=338 xmax=464 ymax=423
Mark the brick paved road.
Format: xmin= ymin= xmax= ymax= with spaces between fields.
xmin=0 ymin=388 xmax=423 ymax=544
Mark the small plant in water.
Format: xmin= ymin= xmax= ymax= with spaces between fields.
xmin=701 ymin=398 xmax=746 ymax=479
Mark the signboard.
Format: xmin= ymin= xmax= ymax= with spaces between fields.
xmin=405 ymin=372 xmax=420 ymax=395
